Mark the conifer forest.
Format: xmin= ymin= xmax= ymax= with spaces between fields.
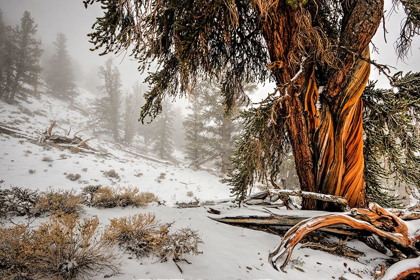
xmin=0 ymin=0 xmax=420 ymax=279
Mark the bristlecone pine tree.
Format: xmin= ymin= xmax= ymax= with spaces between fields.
xmin=85 ymin=0 xmax=420 ymax=210
xmin=45 ymin=32 xmax=77 ymax=100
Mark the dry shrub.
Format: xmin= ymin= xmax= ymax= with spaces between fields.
xmin=32 ymin=215 xmax=120 ymax=279
xmin=0 ymin=224 xmax=33 ymax=279
xmin=105 ymin=214 xmax=203 ymax=264
xmin=118 ymin=188 xmax=158 ymax=207
xmin=136 ymin=192 xmax=159 ymax=206
xmin=186 ymin=191 xmax=194 ymax=197
xmin=105 ymin=213 xmax=170 ymax=258
xmin=0 ymin=215 xmax=120 ymax=280
xmin=90 ymin=186 xmax=158 ymax=208
xmin=91 ymin=186 xmax=118 ymax=208
xmin=103 ymin=169 xmax=120 ymax=180
xmin=70 ymin=146 xmax=81 ymax=153
xmin=66 ymin=173 xmax=81 ymax=181
xmin=159 ymin=228 xmax=203 ymax=263
xmin=42 ymin=156 xmax=53 ymax=162
xmin=36 ymin=189 xmax=84 ymax=216
xmin=0 ymin=186 xmax=40 ymax=217
xmin=82 ymin=185 xmax=102 ymax=206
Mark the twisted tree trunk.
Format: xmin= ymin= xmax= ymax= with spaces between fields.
xmin=258 ymin=0 xmax=384 ymax=209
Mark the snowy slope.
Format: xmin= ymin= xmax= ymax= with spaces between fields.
xmin=1 ymin=91 xmax=419 ymax=279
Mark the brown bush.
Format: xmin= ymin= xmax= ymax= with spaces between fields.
xmin=36 ymin=189 xmax=84 ymax=216
xmin=70 ymin=146 xmax=81 ymax=153
xmin=66 ymin=173 xmax=81 ymax=181
xmin=90 ymin=187 xmax=158 ymax=208
xmin=90 ymin=186 xmax=118 ymax=208
xmin=103 ymin=169 xmax=120 ymax=180
xmin=42 ymin=156 xmax=53 ymax=162
xmin=32 ymin=215 xmax=120 ymax=279
xmin=118 ymin=187 xmax=158 ymax=207
xmin=105 ymin=213 xmax=203 ymax=264
xmin=0 ymin=215 xmax=120 ymax=280
xmin=0 ymin=224 xmax=33 ymax=279
xmin=104 ymin=213 xmax=170 ymax=258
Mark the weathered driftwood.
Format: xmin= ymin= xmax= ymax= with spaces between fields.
xmin=243 ymin=189 xmax=349 ymax=210
xmin=38 ymin=121 xmax=97 ymax=151
xmin=269 ymin=189 xmax=349 ymax=210
xmin=210 ymin=214 xmax=359 ymax=236
xmin=379 ymin=256 xmax=420 ymax=280
xmin=1 ymin=121 xmax=100 ymax=153
xmin=269 ymin=203 xmax=420 ymax=272
xmin=390 ymin=209 xmax=420 ymax=221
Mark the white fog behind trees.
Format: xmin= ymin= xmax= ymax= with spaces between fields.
xmin=1 ymin=0 xmax=420 ymax=175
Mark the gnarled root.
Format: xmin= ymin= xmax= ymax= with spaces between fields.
xmin=379 ymin=257 xmax=420 ymax=280
xmin=269 ymin=203 xmax=419 ymax=272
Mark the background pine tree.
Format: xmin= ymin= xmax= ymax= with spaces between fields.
xmin=45 ymin=33 xmax=76 ymax=100
xmin=3 ymin=11 xmax=42 ymax=103
xmin=123 ymin=83 xmax=144 ymax=145
xmin=183 ymin=94 xmax=208 ymax=168
xmin=201 ymin=82 xmax=246 ymax=174
xmin=94 ymin=58 xmax=122 ymax=142
xmin=151 ymin=101 xmax=175 ymax=160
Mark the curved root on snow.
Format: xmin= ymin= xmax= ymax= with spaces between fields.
xmin=269 ymin=202 xmax=419 ymax=272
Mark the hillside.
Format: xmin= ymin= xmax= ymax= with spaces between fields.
xmin=1 ymin=91 xmax=419 ymax=280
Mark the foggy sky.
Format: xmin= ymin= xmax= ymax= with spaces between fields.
xmin=0 ymin=0 xmax=419 ymax=101
xmin=0 ymin=0 xmax=145 ymax=92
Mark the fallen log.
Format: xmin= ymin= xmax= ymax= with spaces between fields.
xmin=210 ymin=213 xmax=359 ymax=236
xmin=268 ymin=189 xmax=349 ymax=211
xmin=39 ymin=121 xmax=97 ymax=151
xmin=243 ymin=189 xmax=349 ymax=210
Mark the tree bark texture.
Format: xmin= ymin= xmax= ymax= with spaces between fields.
xmin=258 ymin=0 xmax=384 ymax=209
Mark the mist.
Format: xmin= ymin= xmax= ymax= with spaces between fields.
xmin=0 ymin=0 xmax=144 ymax=90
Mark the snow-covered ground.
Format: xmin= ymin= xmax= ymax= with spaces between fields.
xmin=1 ymin=91 xmax=419 ymax=279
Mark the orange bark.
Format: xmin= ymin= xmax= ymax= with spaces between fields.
xmin=316 ymin=47 xmax=371 ymax=208
xmin=257 ymin=0 xmax=383 ymax=209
